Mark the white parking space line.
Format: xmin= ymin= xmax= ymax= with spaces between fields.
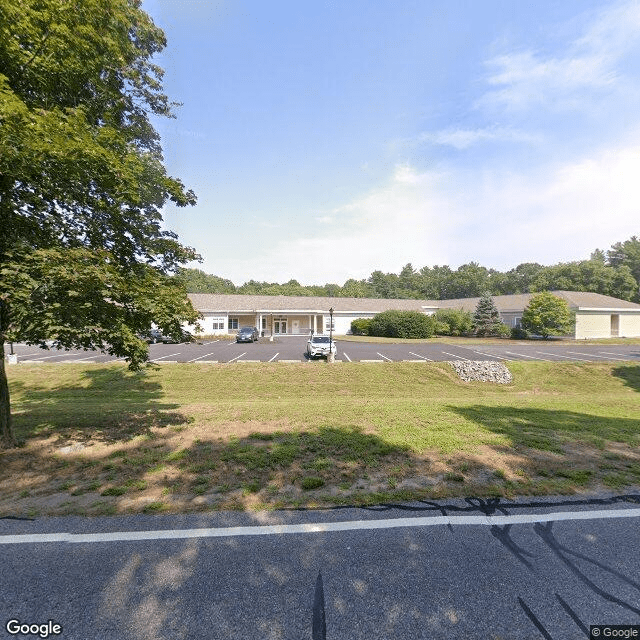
xmin=203 ymin=340 xmax=220 ymax=345
xmin=598 ymin=351 xmax=629 ymax=356
xmin=535 ymin=351 xmax=585 ymax=360
xmin=227 ymin=352 xmax=247 ymax=363
xmin=188 ymin=352 xmax=218 ymax=363
xmin=20 ymin=352 xmax=72 ymax=361
xmin=408 ymin=352 xmax=432 ymax=361
xmin=376 ymin=352 xmax=393 ymax=362
xmin=268 ymin=353 xmax=279 ymax=362
xmin=228 ymin=341 xmax=236 ymax=345
xmin=467 ymin=350 xmax=505 ymax=360
xmin=441 ymin=351 xmax=470 ymax=361
xmin=504 ymin=351 xmax=552 ymax=362
xmin=3 ymin=508 xmax=639 ymax=545
xmin=151 ymin=352 xmax=181 ymax=362
xmin=342 ymin=352 xmax=352 ymax=362
xmin=567 ymin=351 xmax=628 ymax=361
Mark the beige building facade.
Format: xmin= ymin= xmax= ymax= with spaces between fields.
xmin=186 ymin=291 xmax=640 ymax=339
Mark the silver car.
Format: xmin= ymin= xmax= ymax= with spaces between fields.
xmin=306 ymin=335 xmax=337 ymax=358
xmin=236 ymin=326 xmax=259 ymax=343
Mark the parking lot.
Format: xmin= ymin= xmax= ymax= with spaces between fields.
xmin=7 ymin=337 xmax=640 ymax=364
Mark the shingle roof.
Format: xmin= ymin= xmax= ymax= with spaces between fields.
xmin=433 ymin=291 xmax=640 ymax=312
xmin=187 ymin=291 xmax=640 ymax=314
xmin=187 ymin=293 xmax=437 ymax=313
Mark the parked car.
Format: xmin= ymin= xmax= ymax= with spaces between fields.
xmin=306 ymin=335 xmax=337 ymax=359
xmin=236 ymin=326 xmax=259 ymax=343
xmin=147 ymin=328 xmax=193 ymax=344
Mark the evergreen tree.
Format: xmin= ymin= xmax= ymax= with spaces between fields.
xmin=473 ymin=292 xmax=503 ymax=337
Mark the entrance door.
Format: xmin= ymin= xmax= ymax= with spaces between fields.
xmin=611 ymin=314 xmax=620 ymax=337
xmin=292 ymin=320 xmax=299 ymax=334
xmin=274 ymin=320 xmax=287 ymax=334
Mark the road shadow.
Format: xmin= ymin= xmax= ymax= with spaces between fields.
xmin=449 ymin=404 xmax=640 ymax=451
xmin=9 ymin=366 xmax=187 ymax=444
xmin=611 ymin=364 xmax=640 ymax=392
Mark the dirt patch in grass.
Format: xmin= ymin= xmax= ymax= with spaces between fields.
xmin=2 ymin=422 xmax=639 ymax=516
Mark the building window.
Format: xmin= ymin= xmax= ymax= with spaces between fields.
xmin=261 ymin=317 xmax=267 ymax=330
xmin=229 ymin=318 xmax=239 ymax=330
xmin=211 ymin=317 xmax=225 ymax=330
xmin=325 ymin=317 xmax=335 ymax=332
xmin=515 ymin=317 xmax=522 ymax=328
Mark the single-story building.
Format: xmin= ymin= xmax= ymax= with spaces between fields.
xmin=185 ymin=291 xmax=640 ymax=340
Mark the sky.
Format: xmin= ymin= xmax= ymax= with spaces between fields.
xmin=143 ymin=0 xmax=640 ymax=285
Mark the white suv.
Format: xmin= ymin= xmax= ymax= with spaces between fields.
xmin=306 ymin=335 xmax=337 ymax=359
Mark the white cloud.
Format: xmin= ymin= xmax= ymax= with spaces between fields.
xmin=415 ymin=126 xmax=539 ymax=150
xmin=212 ymin=137 xmax=640 ymax=284
xmin=479 ymin=0 xmax=640 ymax=113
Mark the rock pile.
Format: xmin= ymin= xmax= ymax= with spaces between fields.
xmin=448 ymin=360 xmax=513 ymax=384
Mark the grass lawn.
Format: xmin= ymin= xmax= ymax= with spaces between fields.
xmin=2 ymin=361 xmax=639 ymax=516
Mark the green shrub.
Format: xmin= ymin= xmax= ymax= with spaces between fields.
xmin=495 ymin=322 xmax=511 ymax=338
xmin=350 ymin=318 xmax=372 ymax=335
xmin=434 ymin=309 xmax=473 ymax=336
xmin=369 ymin=310 xmax=435 ymax=338
xmin=301 ymin=476 xmax=325 ymax=490
xmin=511 ymin=326 xmax=529 ymax=339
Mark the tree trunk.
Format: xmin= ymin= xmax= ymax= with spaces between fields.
xmin=0 ymin=340 xmax=17 ymax=448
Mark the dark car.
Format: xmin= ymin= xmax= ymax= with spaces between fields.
xmin=147 ymin=328 xmax=193 ymax=344
xmin=236 ymin=326 xmax=259 ymax=343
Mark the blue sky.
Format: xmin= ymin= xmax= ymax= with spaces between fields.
xmin=144 ymin=0 xmax=640 ymax=285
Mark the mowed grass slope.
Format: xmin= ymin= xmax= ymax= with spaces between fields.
xmin=2 ymin=361 xmax=639 ymax=515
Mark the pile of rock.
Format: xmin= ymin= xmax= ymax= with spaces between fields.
xmin=448 ymin=360 xmax=513 ymax=384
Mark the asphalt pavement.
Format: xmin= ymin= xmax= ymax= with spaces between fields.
xmin=7 ymin=338 xmax=640 ymax=365
xmin=1 ymin=493 xmax=639 ymax=639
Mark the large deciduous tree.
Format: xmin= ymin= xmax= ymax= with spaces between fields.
xmin=521 ymin=292 xmax=573 ymax=339
xmin=0 ymin=0 xmax=201 ymax=447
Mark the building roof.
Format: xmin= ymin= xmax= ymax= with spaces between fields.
xmin=187 ymin=293 xmax=437 ymax=314
xmin=432 ymin=291 xmax=640 ymax=312
xmin=188 ymin=291 xmax=640 ymax=314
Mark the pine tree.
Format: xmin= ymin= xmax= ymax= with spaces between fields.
xmin=473 ymin=292 xmax=503 ymax=337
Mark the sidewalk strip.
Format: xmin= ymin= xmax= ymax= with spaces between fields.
xmin=2 ymin=509 xmax=639 ymax=545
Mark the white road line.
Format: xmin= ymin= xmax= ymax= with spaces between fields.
xmin=567 ymin=351 xmax=629 ymax=361
xmin=20 ymin=352 xmax=70 ymax=361
xmin=2 ymin=508 xmax=639 ymax=545
xmin=598 ymin=351 xmax=631 ymax=356
xmin=408 ymin=352 xmax=432 ymax=361
xmin=227 ymin=352 xmax=247 ymax=363
xmin=376 ymin=352 xmax=393 ymax=362
xmin=342 ymin=352 xmax=352 ymax=362
xmin=151 ymin=352 xmax=181 ymax=362
xmin=228 ymin=341 xmax=236 ymax=345
xmin=188 ymin=352 xmax=218 ymax=363
xmin=203 ymin=340 xmax=220 ymax=345
xmin=268 ymin=353 xmax=279 ymax=362
xmin=467 ymin=350 xmax=505 ymax=360
xmin=65 ymin=355 xmax=99 ymax=362
xmin=535 ymin=351 xmax=584 ymax=360
xmin=441 ymin=351 xmax=470 ymax=361
xmin=504 ymin=351 xmax=552 ymax=362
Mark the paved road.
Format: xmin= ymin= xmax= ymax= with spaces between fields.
xmin=7 ymin=338 xmax=640 ymax=364
xmin=1 ymin=493 xmax=639 ymax=639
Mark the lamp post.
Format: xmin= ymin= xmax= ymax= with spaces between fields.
xmin=328 ymin=307 xmax=334 ymax=362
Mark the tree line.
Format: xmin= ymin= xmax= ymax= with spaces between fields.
xmin=178 ymin=236 xmax=640 ymax=302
